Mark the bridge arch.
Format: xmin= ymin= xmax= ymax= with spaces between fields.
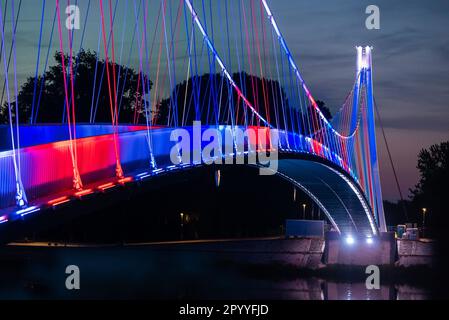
xmin=266 ymin=156 xmax=378 ymax=237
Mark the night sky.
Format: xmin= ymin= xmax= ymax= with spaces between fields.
xmin=1 ymin=0 xmax=448 ymax=200
xmin=269 ymin=0 xmax=449 ymax=201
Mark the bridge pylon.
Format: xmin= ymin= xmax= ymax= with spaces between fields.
xmin=357 ymin=46 xmax=386 ymax=232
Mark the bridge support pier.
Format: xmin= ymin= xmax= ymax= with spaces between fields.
xmin=323 ymin=231 xmax=396 ymax=266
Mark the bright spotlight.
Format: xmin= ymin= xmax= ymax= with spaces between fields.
xmin=366 ymin=237 xmax=374 ymax=245
xmin=345 ymin=236 xmax=355 ymax=245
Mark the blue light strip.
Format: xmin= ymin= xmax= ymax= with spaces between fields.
xmin=16 ymin=206 xmax=40 ymax=217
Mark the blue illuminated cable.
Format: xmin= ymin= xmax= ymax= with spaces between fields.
xmin=201 ymin=0 xmax=218 ymax=125
xmin=222 ymin=0 xmax=236 ymax=128
xmin=208 ymin=0 xmax=220 ymax=125
xmin=143 ymin=0 xmax=162 ymax=125
xmin=62 ymin=0 xmax=78 ymax=123
xmin=161 ymin=0 xmax=173 ymax=126
xmin=89 ymin=20 xmax=102 ymax=123
xmin=114 ymin=0 xmax=128 ymax=119
xmin=30 ymin=0 xmax=46 ymax=124
xmin=0 ymin=0 xmax=7 ymax=65
xmin=141 ymin=0 xmax=155 ymax=154
xmin=0 ymin=0 xmax=26 ymax=207
xmin=271 ymin=25 xmax=287 ymax=132
xmin=35 ymin=4 xmax=56 ymax=124
xmin=65 ymin=0 xmax=91 ymax=122
xmin=11 ymin=0 xmax=22 ymax=173
xmin=226 ymin=0 xmax=237 ymax=127
xmin=118 ymin=0 xmax=142 ymax=118
xmin=167 ymin=0 xmax=180 ymax=127
xmin=10 ymin=0 xmax=28 ymax=206
xmin=182 ymin=0 xmax=198 ymax=122
xmin=0 ymin=0 xmax=21 ymax=109
xmin=234 ymin=0 xmax=248 ymax=128
xmin=202 ymin=0 xmax=218 ymax=124
xmin=92 ymin=0 xmax=119 ymax=123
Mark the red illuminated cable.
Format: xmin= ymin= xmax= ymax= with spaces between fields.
xmin=99 ymin=0 xmax=123 ymax=179
xmin=67 ymin=0 xmax=81 ymax=187
xmin=56 ymin=0 xmax=82 ymax=190
xmin=250 ymin=0 xmax=270 ymax=125
xmin=108 ymin=0 xmax=119 ymax=126
xmin=240 ymin=0 xmax=259 ymax=127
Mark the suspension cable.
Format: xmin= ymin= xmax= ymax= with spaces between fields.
xmin=374 ymin=97 xmax=409 ymax=221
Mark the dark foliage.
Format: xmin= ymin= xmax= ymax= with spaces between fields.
xmin=154 ymin=72 xmax=331 ymax=130
xmin=0 ymin=50 xmax=151 ymax=124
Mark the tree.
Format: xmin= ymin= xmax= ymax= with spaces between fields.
xmin=315 ymin=100 xmax=333 ymax=121
xmin=411 ymin=141 xmax=449 ymax=236
xmin=0 ymin=50 xmax=152 ymax=124
xmin=153 ymin=71 xmax=332 ymax=130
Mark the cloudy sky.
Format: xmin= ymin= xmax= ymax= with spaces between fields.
xmin=268 ymin=0 xmax=449 ymax=200
xmin=1 ymin=0 xmax=448 ymax=201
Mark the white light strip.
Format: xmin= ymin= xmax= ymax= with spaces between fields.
xmin=327 ymin=166 xmax=378 ymax=235
xmin=260 ymin=166 xmax=341 ymax=234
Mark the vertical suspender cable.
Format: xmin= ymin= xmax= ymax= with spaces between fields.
xmin=0 ymin=0 xmax=27 ymax=208
xmin=56 ymin=0 xmax=83 ymax=190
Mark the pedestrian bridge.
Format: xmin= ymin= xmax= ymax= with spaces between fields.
xmin=0 ymin=0 xmax=385 ymax=241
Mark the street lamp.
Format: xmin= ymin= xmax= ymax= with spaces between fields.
xmin=302 ymin=204 xmax=306 ymax=220
xmin=421 ymin=208 xmax=427 ymax=238
xmin=180 ymin=213 xmax=184 ymax=240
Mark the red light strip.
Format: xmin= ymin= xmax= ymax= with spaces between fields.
xmin=118 ymin=177 xmax=133 ymax=185
xmin=48 ymin=196 xmax=70 ymax=206
xmin=74 ymin=189 xmax=94 ymax=198
xmin=98 ymin=182 xmax=116 ymax=191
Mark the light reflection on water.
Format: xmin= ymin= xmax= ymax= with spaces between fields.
xmin=257 ymin=279 xmax=429 ymax=300
xmin=0 ymin=246 xmax=431 ymax=300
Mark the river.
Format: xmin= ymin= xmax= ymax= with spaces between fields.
xmin=0 ymin=243 xmax=432 ymax=300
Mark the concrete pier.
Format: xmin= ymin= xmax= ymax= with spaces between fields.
xmin=135 ymin=237 xmax=326 ymax=269
xmin=323 ymin=232 xmax=397 ymax=266
xmin=396 ymin=239 xmax=436 ymax=267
